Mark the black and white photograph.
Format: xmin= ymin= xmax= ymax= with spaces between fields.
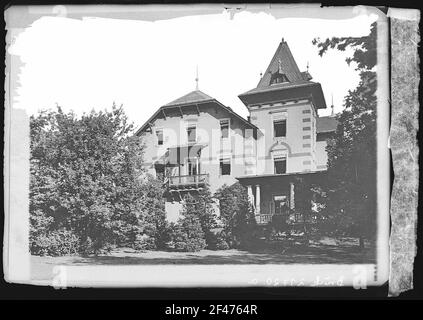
xmin=2 ymin=4 xmax=420 ymax=298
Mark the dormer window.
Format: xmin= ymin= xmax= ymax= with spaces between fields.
xmin=270 ymin=72 xmax=289 ymax=85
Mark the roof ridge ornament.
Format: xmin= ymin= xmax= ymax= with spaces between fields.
xmin=278 ymin=59 xmax=283 ymax=73
xmin=195 ymin=65 xmax=199 ymax=91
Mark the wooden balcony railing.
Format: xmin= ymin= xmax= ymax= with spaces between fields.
xmin=168 ymin=174 xmax=209 ymax=188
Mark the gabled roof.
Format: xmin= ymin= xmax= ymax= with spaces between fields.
xmin=238 ymin=39 xmax=327 ymax=110
xmin=135 ymin=90 xmax=258 ymax=135
xmin=163 ymin=90 xmax=214 ymax=107
xmin=316 ymin=116 xmax=338 ymax=133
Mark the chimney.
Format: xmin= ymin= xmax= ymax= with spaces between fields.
xmin=247 ymin=116 xmax=251 ymax=123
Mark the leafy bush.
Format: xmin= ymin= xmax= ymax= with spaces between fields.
xmin=190 ymin=186 xmax=223 ymax=250
xmin=133 ymin=234 xmax=157 ymax=251
xmin=79 ymin=236 xmax=114 ymax=255
xmin=170 ymin=194 xmax=207 ymax=252
xmin=167 ymin=186 xmax=225 ymax=252
xmin=214 ymin=182 xmax=257 ymax=248
xmin=206 ymin=229 xmax=230 ymax=250
xmin=171 ymin=222 xmax=207 ymax=252
xmin=264 ymin=214 xmax=290 ymax=240
xmin=30 ymin=229 xmax=80 ymax=256
xmin=136 ymin=176 xmax=169 ymax=250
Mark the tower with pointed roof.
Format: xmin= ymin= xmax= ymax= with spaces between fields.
xmin=236 ymin=38 xmax=336 ymax=225
xmin=238 ymin=38 xmax=327 ymax=174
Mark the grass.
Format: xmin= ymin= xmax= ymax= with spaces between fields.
xmin=31 ymin=236 xmax=375 ymax=281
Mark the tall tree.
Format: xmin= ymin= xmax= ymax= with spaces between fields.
xmin=29 ymin=105 xmax=156 ymax=254
xmin=313 ymin=22 xmax=377 ymax=248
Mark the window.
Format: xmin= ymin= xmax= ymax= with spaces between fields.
xmin=220 ymin=157 xmax=231 ymax=175
xmin=273 ymin=119 xmax=286 ymax=138
xmin=156 ymin=129 xmax=163 ymax=145
xmin=187 ymin=125 xmax=196 ymax=143
xmin=220 ymin=119 xmax=229 ymax=139
xmin=274 ymin=156 xmax=286 ymax=174
xmin=270 ymin=73 xmax=289 ymax=85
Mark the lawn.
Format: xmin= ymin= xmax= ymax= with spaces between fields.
xmin=31 ymin=237 xmax=376 ymax=281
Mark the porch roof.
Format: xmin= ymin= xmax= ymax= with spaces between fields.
xmin=154 ymin=143 xmax=207 ymax=167
xmin=235 ymin=171 xmax=326 ymax=185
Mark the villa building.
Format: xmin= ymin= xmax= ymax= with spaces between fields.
xmin=136 ymin=39 xmax=337 ymax=224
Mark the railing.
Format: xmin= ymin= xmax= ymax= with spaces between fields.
xmin=255 ymin=212 xmax=305 ymax=225
xmin=255 ymin=214 xmax=273 ymax=225
xmin=168 ymin=174 xmax=209 ymax=188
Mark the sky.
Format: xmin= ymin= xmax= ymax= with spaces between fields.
xmin=9 ymin=7 xmax=378 ymax=130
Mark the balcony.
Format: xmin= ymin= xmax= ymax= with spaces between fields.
xmin=167 ymin=174 xmax=209 ymax=190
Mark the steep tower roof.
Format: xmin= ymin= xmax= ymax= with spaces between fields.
xmin=238 ymin=39 xmax=327 ymax=110
xmin=257 ymin=39 xmax=305 ymax=88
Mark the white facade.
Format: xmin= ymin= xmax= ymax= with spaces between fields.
xmin=137 ymin=39 xmax=337 ymax=223
xmin=248 ymin=98 xmax=325 ymax=176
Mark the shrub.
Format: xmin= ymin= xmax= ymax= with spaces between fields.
xmin=191 ymin=185 xmax=221 ymax=250
xmin=206 ymin=229 xmax=230 ymax=250
xmin=80 ymin=236 xmax=115 ymax=255
xmin=136 ymin=176 xmax=169 ymax=250
xmin=214 ymin=183 xmax=257 ymax=248
xmin=30 ymin=229 xmax=80 ymax=256
xmin=172 ymin=223 xmax=207 ymax=252
xmin=267 ymin=214 xmax=289 ymax=236
xmin=133 ymin=234 xmax=157 ymax=251
xmin=170 ymin=194 xmax=207 ymax=252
